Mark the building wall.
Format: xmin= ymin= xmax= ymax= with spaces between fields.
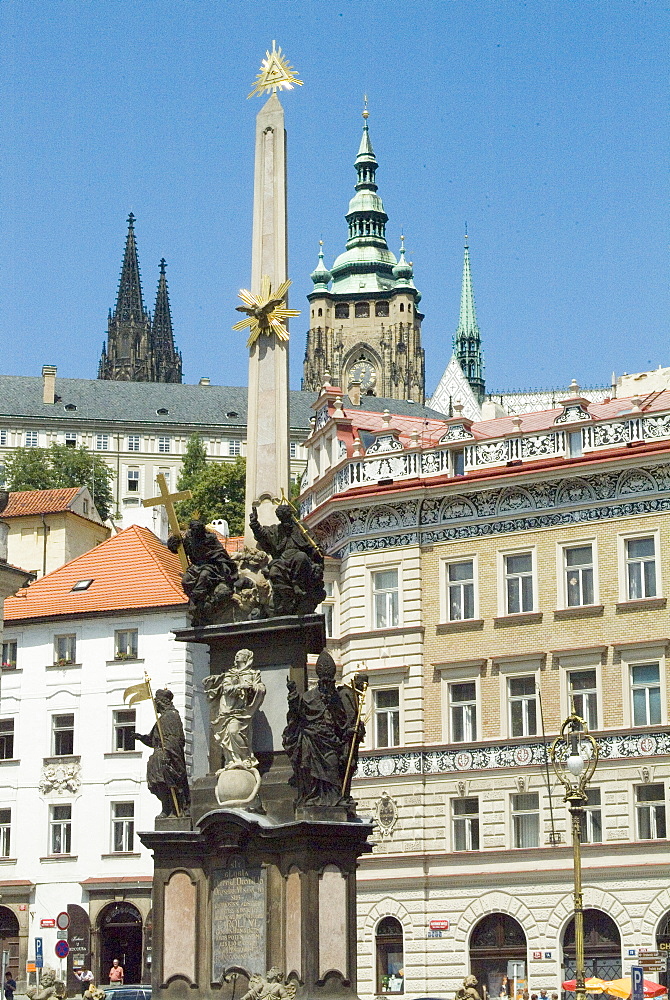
xmin=6 ymin=514 xmax=109 ymax=579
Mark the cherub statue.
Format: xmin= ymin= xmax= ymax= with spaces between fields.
xmin=239 ymin=969 xmax=296 ymax=1000
xmin=26 ymin=969 xmax=65 ymax=1000
xmin=456 ymin=976 xmax=482 ymax=1000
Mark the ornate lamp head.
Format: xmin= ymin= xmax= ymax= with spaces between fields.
xmin=550 ymin=712 xmax=598 ymax=802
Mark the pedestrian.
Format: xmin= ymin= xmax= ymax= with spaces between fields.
xmin=4 ymin=971 xmax=16 ymax=1000
xmin=108 ymin=960 xmax=124 ymax=985
xmin=75 ymin=969 xmax=94 ymax=996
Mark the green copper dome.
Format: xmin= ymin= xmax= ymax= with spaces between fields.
xmin=310 ymin=243 xmax=332 ymax=289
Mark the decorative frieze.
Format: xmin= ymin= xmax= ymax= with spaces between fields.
xmin=356 ymin=729 xmax=670 ymax=780
xmin=39 ymin=759 xmax=81 ymax=794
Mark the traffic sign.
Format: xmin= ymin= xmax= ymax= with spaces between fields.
xmin=56 ymin=912 xmax=69 ymax=931
xmin=430 ymin=919 xmax=450 ymax=931
xmin=35 ymin=938 xmax=43 ymax=970
xmin=631 ymin=965 xmax=644 ymax=1000
xmin=40 ymin=919 xmax=55 ymax=929
xmin=54 ymin=941 xmax=69 ymax=960
xmin=56 ymin=931 xmax=68 ymax=941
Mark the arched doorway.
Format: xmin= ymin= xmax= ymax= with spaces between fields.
xmin=375 ymin=917 xmax=404 ymax=995
xmin=0 ymin=908 xmax=19 ymax=979
xmin=98 ymin=903 xmax=142 ymax=985
xmin=563 ymin=910 xmax=621 ymax=982
xmin=470 ymin=914 xmax=527 ymax=998
xmin=655 ymin=911 xmax=670 ymax=991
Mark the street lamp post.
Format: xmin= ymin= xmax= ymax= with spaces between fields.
xmin=549 ymin=713 xmax=599 ymax=1000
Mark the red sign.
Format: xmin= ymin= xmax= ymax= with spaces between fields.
xmin=40 ymin=919 xmax=55 ymax=928
xmin=56 ymin=913 xmax=69 ymax=931
xmin=429 ymin=919 xmax=450 ymax=931
xmin=55 ymin=941 xmax=69 ymax=959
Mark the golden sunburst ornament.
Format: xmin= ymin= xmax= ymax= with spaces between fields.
xmin=233 ymin=275 xmax=300 ymax=347
xmin=248 ymin=41 xmax=303 ymax=99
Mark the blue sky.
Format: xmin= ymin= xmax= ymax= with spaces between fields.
xmin=1 ymin=0 xmax=667 ymax=396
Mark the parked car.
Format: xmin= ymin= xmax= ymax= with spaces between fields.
xmin=102 ymin=987 xmax=152 ymax=1000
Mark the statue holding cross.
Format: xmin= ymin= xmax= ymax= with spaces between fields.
xmin=143 ymin=473 xmax=192 ymax=571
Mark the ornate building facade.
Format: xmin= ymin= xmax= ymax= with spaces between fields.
xmin=302 ymin=113 xmax=425 ymax=404
xmin=98 ymin=215 xmax=182 ymax=383
xmin=300 ymin=383 xmax=670 ymax=999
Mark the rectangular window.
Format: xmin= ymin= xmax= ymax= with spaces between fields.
xmin=111 ymin=802 xmax=135 ymax=853
xmin=447 ymin=560 xmax=475 ymax=621
xmin=25 ymin=431 xmax=38 ymax=448
xmin=568 ymin=430 xmax=583 ymax=458
xmin=0 ymin=430 xmax=6 ymax=446
xmin=580 ymin=787 xmax=602 ymax=844
xmin=127 ymin=435 xmax=140 ymax=452
xmin=569 ymin=669 xmax=598 ymax=730
xmin=65 ymin=431 xmax=77 ymax=448
xmin=127 ymin=470 xmax=140 ymax=493
xmin=113 ymin=709 xmax=136 ymax=752
xmin=95 ymin=434 xmax=109 ymax=451
xmin=504 ymin=553 xmax=533 ymax=614
xmin=1 ymin=641 xmax=16 ymax=670
xmin=0 ymin=809 xmax=10 ymax=858
xmin=115 ymin=629 xmax=138 ymax=660
xmin=50 ymin=803 xmax=72 ymax=854
xmin=450 ymin=682 xmax=477 ymax=742
xmin=631 ymin=663 xmax=662 ymax=726
xmin=372 ymin=569 xmax=399 ymax=629
xmin=565 ymin=544 xmax=594 ymax=606
xmin=158 ymin=469 xmax=171 ymax=488
xmin=626 ymin=537 xmax=656 ymax=599
xmin=158 ymin=436 xmax=171 ymax=453
xmin=374 ymin=689 xmax=400 ymax=748
xmin=511 ymin=792 xmax=540 ymax=848
xmin=54 ymin=634 xmax=76 ymax=665
xmin=228 ymin=439 xmax=241 ymax=456
xmin=636 ymin=784 xmax=666 ymax=840
xmin=290 ymin=442 xmax=297 ymax=459
xmin=452 ymin=797 xmax=479 ymax=851
xmin=452 ymin=449 xmax=465 ymax=476
xmin=319 ymin=581 xmax=335 ymax=639
xmin=52 ymin=714 xmax=74 ymax=756
xmin=508 ymin=676 xmax=537 ymax=737
xmin=0 ymin=720 xmax=14 ymax=761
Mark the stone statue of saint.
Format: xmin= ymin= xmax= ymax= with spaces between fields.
xmin=249 ymin=503 xmax=326 ymax=616
xmin=168 ymin=519 xmax=252 ymax=625
xmin=283 ymin=649 xmax=364 ymax=810
xmin=26 ymin=970 xmax=65 ymax=1000
xmin=133 ymin=688 xmax=190 ymax=818
xmin=203 ymin=649 xmax=266 ymax=769
xmin=239 ymin=969 xmax=296 ymax=1000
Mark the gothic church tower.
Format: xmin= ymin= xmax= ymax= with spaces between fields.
xmin=98 ymin=214 xmax=182 ymax=383
xmin=302 ymin=110 xmax=425 ymax=403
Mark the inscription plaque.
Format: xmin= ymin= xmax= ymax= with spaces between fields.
xmin=212 ymin=855 xmax=267 ymax=980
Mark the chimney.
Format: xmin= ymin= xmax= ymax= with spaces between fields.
xmin=199 ymin=377 xmax=211 ymax=386
xmin=42 ymin=365 xmax=57 ymax=405
xmin=348 ymin=379 xmax=361 ymax=407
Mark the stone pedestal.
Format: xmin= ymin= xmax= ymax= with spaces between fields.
xmin=140 ymin=614 xmax=373 ymax=1000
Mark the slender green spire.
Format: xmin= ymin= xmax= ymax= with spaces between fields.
xmin=454 ymin=227 xmax=485 ymax=403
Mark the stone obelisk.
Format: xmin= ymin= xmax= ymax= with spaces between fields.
xmin=244 ymin=93 xmax=290 ymax=537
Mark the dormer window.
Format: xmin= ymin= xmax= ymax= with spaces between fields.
xmin=64 ymin=404 xmax=77 ymax=411
xmin=355 ymin=302 xmax=370 ymax=318
xmin=156 ymin=408 xmax=169 ymax=415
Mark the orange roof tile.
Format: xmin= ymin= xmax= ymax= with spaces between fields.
xmin=3 ymin=487 xmax=82 ymax=518
xmin=4 ymin=524 xmax=186 ymax=621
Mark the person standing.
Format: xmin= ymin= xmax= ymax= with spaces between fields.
xmin=4 ymin=971 xmax=16 ymax=1000
xmin=75 ymin=970 xmax=94 ymax=996
xmin=108 ymin=960 xmax=124 ymax=986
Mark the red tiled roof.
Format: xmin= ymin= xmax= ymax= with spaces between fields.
xmin=4 ymin=524 xmax=186 ymax=621
xmin=3 ymin=487 xmax=82 ymax=518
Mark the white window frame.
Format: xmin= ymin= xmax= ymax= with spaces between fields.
xmin=557 ymin=537 xmax=599 ymax=608
xmin=24 ymin=430 xmax=39 ymax=448
xmin=157 ymin=436 xmax=171 ymax=454
xmin=557 ymin=653 xmax=602 ymax=731
xmin=54 ymin=633 xmax=76 ymax=666
xmin=451 ymin=796 xmax=480 ymax=852
xmin=580 ymin=786 xmax=603 ymax=844
xmin=496 ymin=658 xmax=541 ymax=740
xmin=635 ymin=782 xmax=666 ymax=840
xmin=127 ymin=434 xmax=141 ymax=452
xmin=0 ymin=719 xmax=14 ymax=761
xmin=0 ymin=430 xmax=6 ymax=446
xmin=95 ymin=433 xmax=109 ymax=451
xmin=0 ymin=808 xmax=11 ymax=857
xmin=49 ymin=803 xmax=72 ymax=855
xmin=510 ymin=790 xmax=540 ymax=848
xmin=1 ymin=640 xmax=17 ymax=670
xmin=64 ymin=431 xmax=77 ymax=448
xmin=448 ymin=680 xmax=478 ymax=743
xmin=126 ymin=469 xmax=140 ymax=493
xmin=111 ymin=801 xmax=135 ymax=853
xmin=51 ymin=712 xmax=75 ymax=757
xmin=372 ymin=687 xmax=401 ymax=749
xmin=228 ymin=439 xmax=241 ymax=457
xmin=441 ymin=554 xmax=478 ymax=623
xmin=114 ymin=628 xmax=138 ymax=660
xmin=617 ymin=528 xmax=661 ymax=602
xmin=618 ymin=644 xmax=668 ymax=728
xmin=318 ymin=580 xmax=337 ymax=639
xmin=369 ymin=564 xmax=401 ymax=630
xmin=437 ymin=661 xmax=483 ymax=744
xmin=497 ymin=546 xmax=537 ymax=616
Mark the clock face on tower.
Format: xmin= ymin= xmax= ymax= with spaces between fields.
xmin=349 ymin=358 xmax=377 ymax=391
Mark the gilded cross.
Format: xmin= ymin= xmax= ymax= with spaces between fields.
xmin=142 ymin=473 xmax=192 ymax=571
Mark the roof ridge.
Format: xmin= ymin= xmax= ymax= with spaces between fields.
xmin=129 ymin=524 xmax=185 ymax=600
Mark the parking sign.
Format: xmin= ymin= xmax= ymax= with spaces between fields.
xmin=632 ymin=965 xmax=644 ymax=1000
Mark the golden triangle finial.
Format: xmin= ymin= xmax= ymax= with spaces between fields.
xmin=248 ymin=40 xmax=304 ymax=99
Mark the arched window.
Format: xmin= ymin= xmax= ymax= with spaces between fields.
xmin=355 ymin=302 xmax=370 ymax=318
xmin=0 ymin=907 xmax=19 ymax=980
xmin=376 ymin=917 xmax=404 ymax=995
xmin=335 ymin=304 xmax=350 ymax=319
xmin=656 ymin=911 xmax=670 ymax=991
xmin=375 ymin=301 xmax=389 ymax=317
xmin=318 ymin=308 xmax=323 ymax=317
xmin=399 ymin=303 xmax=405 ymax=312
xmin=563 ymin=910 xmax=621 ymax=982
xmin=469 ymin=913 xmax=526 ymax=998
